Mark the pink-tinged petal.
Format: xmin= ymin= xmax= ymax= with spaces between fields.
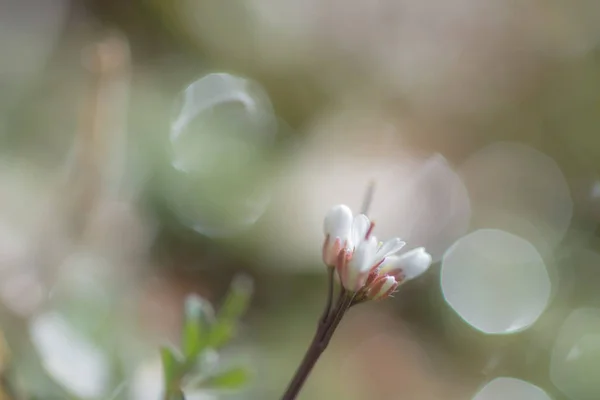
xmin=364 ymin=270 xmax=379 ymax=287
xmin=343 ymin=261 xmax=358 ymax=291
xmin=368 ymin=256 xmax=386 ymax=274
xmin=322 ymin=236 xmax=344 ymax=267
xmin=367 ymin=275 xmax=388 ymax=293
xmin=368 ymin=276 xmax=398 ymax=300
xmin=336 ymin=248 xmax=350 ymax=288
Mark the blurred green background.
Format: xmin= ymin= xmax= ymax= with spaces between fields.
xmin=2 ymin=0 xmax=600 ymax=399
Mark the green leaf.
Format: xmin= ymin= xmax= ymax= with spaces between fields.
xmin=218 ymin=274 xmax=253 ymax=321
xmin=207 ymin=322 xmax=235 ymax=350
xmin=208 ymin=275 xmax=253 ymax=349
xmin=203 ymin=366 xmax=251 ymax=390
xmin=182 ymin=295 xmax=214 ymax=360
xmin=161 ymin=346 xmax=182 ymax=393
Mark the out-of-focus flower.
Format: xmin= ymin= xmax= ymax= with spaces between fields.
xmin=30 ymin=312 xmax=110 ymax=399
xmin=321 ymin=204 xmax=432 ymax=300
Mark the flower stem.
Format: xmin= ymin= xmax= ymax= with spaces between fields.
xmin=320 ymin=268 xmax=335 ymax=325
xmin=322 ymin=292 xmax=354 ymax=347
xmin=280 ymin=291 xmax=353 ymax=400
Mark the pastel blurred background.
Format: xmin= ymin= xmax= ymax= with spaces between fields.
xmin=1 ymin=0 xmax=600 ymax=399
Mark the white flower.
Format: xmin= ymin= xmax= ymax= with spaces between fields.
xmin=321 ymin=204 xmax=431 ymax=298
xmin=325 ymin=206 xmax=403 ymax=291
xmin=342 ymin=238 xmax=407 ymax=293
xmin=322 ymin=205 xmax=353 ymax=267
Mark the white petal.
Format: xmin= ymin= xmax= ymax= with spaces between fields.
xmin=346 ymin=236 xmax=378 ymax=290
xmin=378 ymin=256 xmax=403 ymax=275
xmin=351 ymin=214 xmax=371 ymax=247
xmin=359 ymin=237 xmax=379 ymax=271
xmin=375 ymin=238 xmax=406 ymax=259
xmin=380 ymin=276 xmax=397 ymax=292
xmin=370 ymin=276 xmax=398 ymax=300
xmin=395 ymin=247 xmax=432 ymax=279
xmin=323 ymin=204 xmax=353 ymax=239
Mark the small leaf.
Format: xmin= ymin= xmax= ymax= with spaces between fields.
xmin=182 ymin=295 xmax=214 ymax=360
xmin=203 ymin=366 xmax=251 ymax=390
xmin=161 ymin=346 xmax=182 ymax=393
xmin=208 ymin=275 xmax=253 ymax=348
xmin=207 ymin=322 xmax=234 ymax=350
xmin=219 ymin=274 xmax=253 ymax=321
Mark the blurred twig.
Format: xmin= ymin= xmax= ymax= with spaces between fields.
xmin=360 ymin=180 xmax=375 ymax=215
xmin=65 ymin=33 xmax=131 ymax=237
xmin=0 ymin=33 xmax=134 ymax=400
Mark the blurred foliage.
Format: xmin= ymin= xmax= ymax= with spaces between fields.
xmin=161 ymin=275 xmax=253 ymax=400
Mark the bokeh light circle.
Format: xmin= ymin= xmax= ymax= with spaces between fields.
xmin=459 ymin=142 xmax=572 ymax=250
xmin=164 ymin=73 xmax=278 ymax=237
xmin=551 ymin=308 xmax=600 ymax=400
xmin=472 ymin=377 xmax=551 ymax=400
xmin=441 ymin=229 xmax=551 ymax=334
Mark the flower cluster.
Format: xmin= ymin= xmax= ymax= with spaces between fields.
xmin=322 ymin=204 xmax=432 ymax=301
